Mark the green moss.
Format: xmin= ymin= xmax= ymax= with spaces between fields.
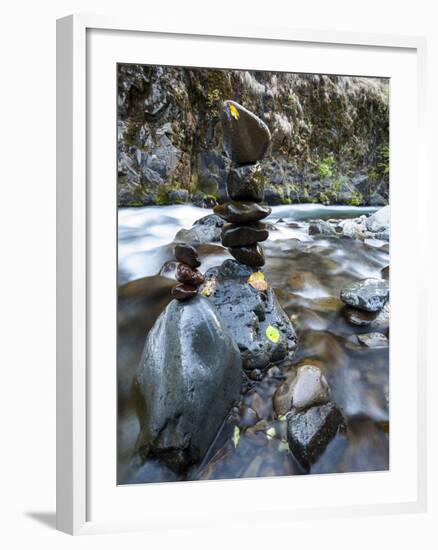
xmin=315 ymin=153 xmax=336 ymax=180
xmin=348 ymin=192 xmax=363 ymax=206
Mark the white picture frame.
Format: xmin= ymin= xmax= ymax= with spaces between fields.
xmin=56 ymin=14 xmax=428 ymax=535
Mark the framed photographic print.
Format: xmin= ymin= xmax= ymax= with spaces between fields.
xmin=57 ymin=15 xmax=427 ymax=535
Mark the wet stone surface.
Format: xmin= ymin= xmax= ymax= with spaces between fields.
xmin=221 ymin=222 xmax=269 ymax=247
xmin=174 ymin=243 xmax=201 ymax=268
xmin=214 ymin=201 xmax=272 ymax=224
xmin=117 ymin=205 xmax=390 ymax=484
xmin=227 ymin=163 xmax=265 ymax=202
xmin=229 ymin=243 xmax=266 ymax=267
xmin=340 ymin=278 xmax=389 ymax=312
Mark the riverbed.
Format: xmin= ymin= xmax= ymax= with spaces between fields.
xmin=117 ymin=204 xmax=389 ymax=484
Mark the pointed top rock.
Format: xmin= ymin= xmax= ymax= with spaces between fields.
xmin=221 ymin=100 xmax=271 ymax=165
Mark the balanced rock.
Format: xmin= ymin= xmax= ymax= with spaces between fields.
xmin=176 ymin=263 xmax=205 ymax=286
xmin=135 ymin=295 xmax=242 ymax=471
xmin=171 ymin=283 xmax=198 ymax=300
xmin=227 ymin=163 xmax=265 ymax=202
xmin=221 ymin=100 xmax=271 ymax=165
xmin=286 ymin=402 xmax=344 ymax=468
xmin=200 ymin=259 xmax=297 ymax=370
xmin=174 ymin=243 xmax=201 ymax=268
xmin=221 ymin=222 xmax=269 ymax=247
xmin=340 ymin=278 xmax=389 ymax=312
xmin=229 ymin=243 xmax=265 ymax=267
xmin=214 ymin=201 xmax=271 ymax=224
xmin=274 ymin=365 xmax=331 ymax=416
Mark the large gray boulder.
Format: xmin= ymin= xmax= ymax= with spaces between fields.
xmin=135 ymin=295 xmax=242 ymax=472
xmin=201 ymin=259 xmax=297 ymax=370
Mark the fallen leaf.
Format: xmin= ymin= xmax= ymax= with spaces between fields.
xmin=248 ymin=271 xmax=268 ymax=292
xmin=266 ymin=427 xmax=276 ymax=440
xmin=229 ymin=103 xmax=240 ymax=120
xmin=266 ymin=325 xmax=280 ymax=343
xmin=232 ymin=425 xmax=240 ymax=448
xmin=201 ymin=278 xmax=216 ymax=297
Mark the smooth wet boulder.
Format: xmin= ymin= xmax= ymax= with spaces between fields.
xmin=229 ymin=243 xmax=265 ymax=267
xmin=343 ymin=301 xmax=390 ymax=329
xmin=274 ymin=365 xmax=331 ymax=416
xmin=340 ymin=278 xmax=389 ymax=312
xmin=221 ymin=222 xmax=269 ymax=247
xmin=214 ymin=201 xmax=271 ymax=224
xmin=221 ymin=100 xmax=271 ymax=165
xmin=174 ymin=243 xmax=201 ymax=268
xmin=227 ymin=163 xmax=265 ymax=202
xmin=135 ymin=295 xmax=242 ymax=472
xmin=286 ymin=402 xmax=344 ymax=469
xmin=200 ymin=259 xmax=297 ymax=370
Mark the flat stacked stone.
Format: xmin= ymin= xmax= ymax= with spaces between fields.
xmin=171 ymin=243 xmax=204 ymax=300
xmin=214 ymin=100 xmax=272 ymax=267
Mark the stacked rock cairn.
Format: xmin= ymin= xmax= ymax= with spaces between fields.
xmin=171 ymin=243 xmax=205 ymax=300
xmin=214 ymin=100 xmax=272 ymax=266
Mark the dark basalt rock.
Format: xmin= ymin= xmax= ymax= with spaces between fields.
xmin=201 ymin=259 xmax=297 ymax=370
xmin=227 ymin=163 xmax=265 ymax=202
xmin=135 ymin=295 xmax=242 ymax=472
xmin=286 ymin=402 xmax=344 ymax=469
xmin=229 ymin=244 xmax=265 ymax=267
xmin=176 ymin=264 xmax=205 ymax=286
xmin=174 ymin=243 xmax=201 ymax=268
xmin=221 ymin=222 xmax=269 ymax=247
xmin=340 ymin=278 xmax=389 ymax=312
xmin=343 ymin=302 xmax=389 ymax=329
xmin=171 ymin=283 xmax=198 ymax=300
xmin=214 ymin=201 xmax=271 ymax=224
xmin=221 ymin=100 xmax=271 ymax=165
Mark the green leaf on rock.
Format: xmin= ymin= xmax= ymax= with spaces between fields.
xmin=266 ymin=325 xmax=280 ymax=343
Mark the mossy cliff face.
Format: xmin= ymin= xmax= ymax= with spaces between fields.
xmin=118 ymin=65 xmax=389 ymax=207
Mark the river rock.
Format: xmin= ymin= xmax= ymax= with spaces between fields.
xmin=200 ymin=259 xmax=297 ymax=370
xmin=357 ymin=332 xmax=389 ymax=348
xmin=176 ymin=263 xmax=204 ymax=286
xmin=227 ymin=163 xmax=265 ymax=202
xmin=340 ymin=278 xmax=389 ymax=312
xmin=229 ymin=244 xmax=265 ymax=267
xmin=221 ymin=100 xmax=271 ymax=165
xmin=343 ymin=301 xmax=390 ymax=328
xmin=366 ymin=205 xmax=390 ymax=232
xmin=286 ymin=402 xmax=344 ymax=468
xmin=174 ymin=243 xmax=200 ymax=268
xmin=308 ymin=220 xmax=337 ymax=236
xmin=274 ymin=365 xmax=331 ymax=416
xmin=221 ymin=222 xmax=269 ymax=247
xmin=135 ymin=295 xmax=242 ymax=472
xmin=214 ymin=201 xmax=272 ymax=224
xmin=171 ymin=283 xmax=198 ymax=300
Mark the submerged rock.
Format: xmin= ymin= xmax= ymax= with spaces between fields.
xmin=200 ymin=259 xmax=297 ymax=370
xmin=340 ymin=278 xmax=389 ymax=312
xmin=274 ymin=365 xmax=331 ymax=416
xmin=343 ymin=301 xmax=390 ymax=329
xmin=136 ymin=295 xmax=242 ymax=472
xmin=221 ymin=100 xmax=271 ymax=165
xmin=286 ymin=402 xmax=344 ymax=468
xmin=357 ymin=332 xmax=389 ymax=348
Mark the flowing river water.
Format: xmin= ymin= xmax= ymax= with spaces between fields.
xmin=117 ymin=204 xmax=389 ymax=483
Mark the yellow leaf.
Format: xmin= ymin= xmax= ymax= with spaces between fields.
xmin=229 ymin=103 xmax=240 ymax=120
xmin=266 ymin=325 xmax=280 ymax=343
xmin=248 ymin=271 xmax=268 ymax=292
xmin=201 ymin=279 xmax=216 ymax=297
xmin=232 ymin=425 xmax=240 ymax=448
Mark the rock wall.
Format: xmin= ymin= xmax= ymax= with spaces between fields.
xmin=118 ymin=65 xmax=389 ymax=207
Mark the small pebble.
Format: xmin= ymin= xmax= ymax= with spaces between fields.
xmin=176 ymin=263 xmax=204 ymax=286
xmin=174 ymin=243 xmax=201 ymax=268
xmin=171 ymin=283 xmax=198 ymax=300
